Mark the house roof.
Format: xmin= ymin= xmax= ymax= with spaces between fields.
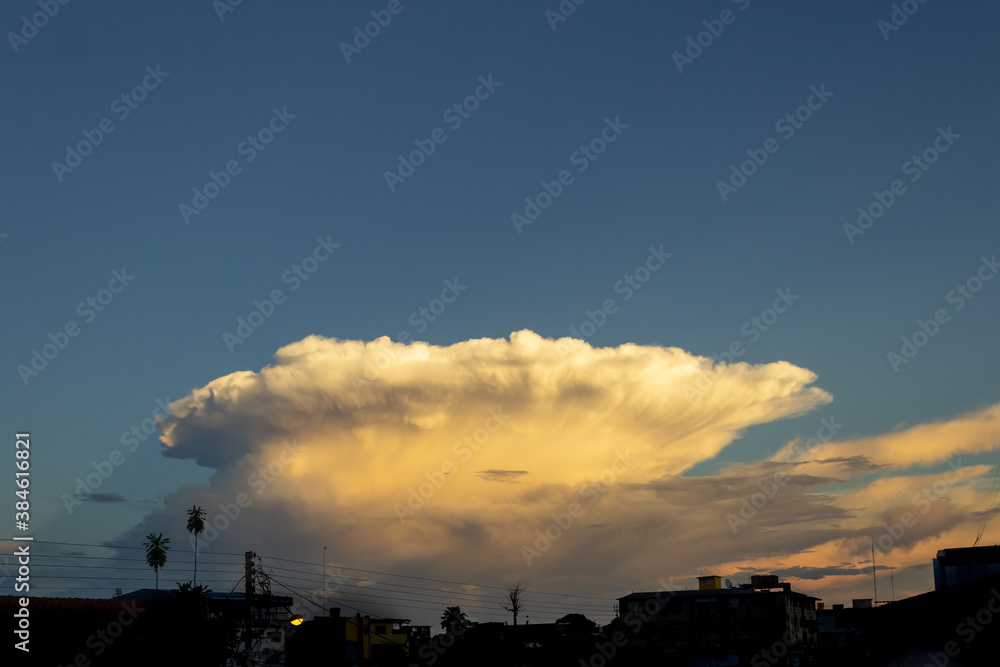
xmin=0 ymin=595 xmax=147 ymax=615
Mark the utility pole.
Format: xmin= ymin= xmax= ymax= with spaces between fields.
xmin=244 ymin=550 xmax=255 ymax=664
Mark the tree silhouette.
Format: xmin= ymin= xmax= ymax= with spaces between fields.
xmin=440 ymin=605 xmax=469 ymax=633
xmin=555 ymin=613 xmax=597 ymax=633
xmin=186 ymin=505 xmax=206 ymax=585
xmin=143 ymin=532 xmax=170 ymax=590
xmin=503 ymin=581 xmax=529 ymax=626
xmin=174 ymin=581 xmax=212 ymax=605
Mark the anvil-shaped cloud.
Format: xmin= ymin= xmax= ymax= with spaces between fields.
xmin=130 ymin=332 xmax=994 ymax=618
xmin=159 ymin=330 xmax=831 ymax=475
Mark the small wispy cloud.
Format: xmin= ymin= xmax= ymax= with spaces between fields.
xmin=477 ymin=469 xmax=528 ymax=482
xmin=84 ymin=493 xmax=127 ymax=503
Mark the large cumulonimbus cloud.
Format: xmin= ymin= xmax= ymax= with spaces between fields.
xmin=128 ymin=331 xmax=994 ymax=616
xmin=158 ymin=330 xmax=832 ymax=476
xmin=145 ymin=333 xmax=825 ymax=578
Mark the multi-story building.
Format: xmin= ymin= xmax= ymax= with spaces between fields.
xmin=933 ymin=545 xmax=1000 ymax=590
xmin=615 ymin=575 xmax=819 ymax=666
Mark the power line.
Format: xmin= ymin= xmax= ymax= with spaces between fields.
xmin=267 ymin=573 xmax=437 ymax=644
xmin=0 ymin=551 xmax=238 ymax=564
xmin=5 ymin=563 xmax=242 ymax=574
xmin=0 ymin=538 xmax=618 ymax=621
xmin=263 ymin=575 xmax=598 ymax=616
xmin=261 ymin=564 xmax=610 ymax=613
xmin=258 ymin=553 xmax=615 ymax=602
xmin=256 ymin=556 xmax=615 ymax=623
xmin=0 ymin=538 xmax=246 ymax=558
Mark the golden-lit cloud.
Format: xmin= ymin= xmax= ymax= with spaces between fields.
xmin=126 ymin=331 xmax=1000 ymax=618
xmin=774 ymin=403 xmax=1000 ymax=470
xmin=156 ymin=332 xmax=830 ymax=536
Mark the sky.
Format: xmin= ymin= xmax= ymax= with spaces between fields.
xmin=2 ymin=0 xmax=1000 ymax=627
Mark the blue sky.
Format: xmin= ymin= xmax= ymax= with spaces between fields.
xmin=3 ymin=0 xmax=1000 ymax=624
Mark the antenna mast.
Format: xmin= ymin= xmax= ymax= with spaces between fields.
xmin=871 ymin=539 xmax=878 ymax=604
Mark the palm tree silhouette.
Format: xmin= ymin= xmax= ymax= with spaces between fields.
xmin=186 ymin=505 xmax=206 ymax=585
xmin=143 ymin=532 xmax=170 ymax=590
